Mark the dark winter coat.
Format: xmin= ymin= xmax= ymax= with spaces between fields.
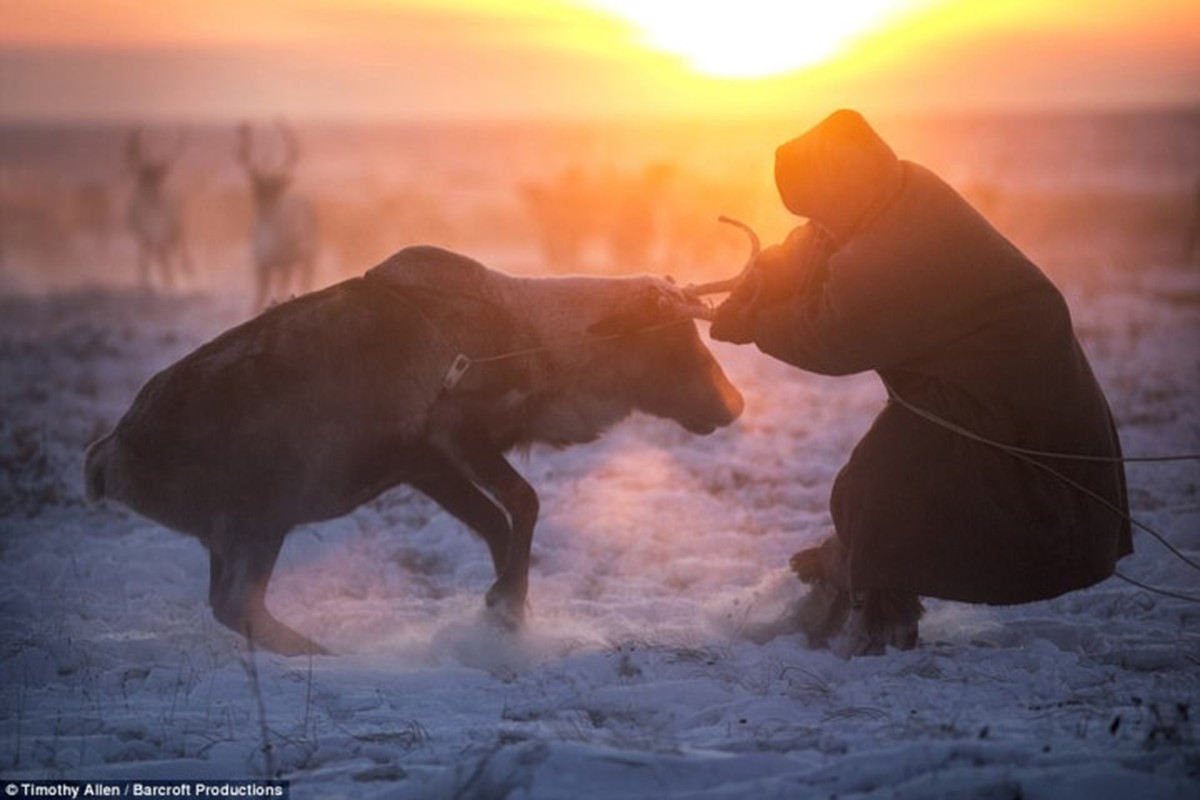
xmin=722 ymin=134 xmax=1131 ymax=604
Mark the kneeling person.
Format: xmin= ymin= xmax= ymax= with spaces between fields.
xmin=712 ymin=110 xmax=1131 ymax=656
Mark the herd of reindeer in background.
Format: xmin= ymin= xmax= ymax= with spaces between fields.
xmin=123 ymin=123 xmax=318 ymax=312
xmin=2 ymin=124 xmax=1199 ymax=313
xmin=0 ymin=123 xmax=763 ymax=313
xmin=0 ymin=123 xmax=325 ymax=313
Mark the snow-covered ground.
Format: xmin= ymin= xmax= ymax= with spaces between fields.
xmin=2 ymin=110 xmax=1199 ymax=800
xmin=1 ymin=241 xmax=1197 ymax=798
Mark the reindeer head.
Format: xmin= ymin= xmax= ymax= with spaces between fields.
xmin=126 ymin=128 xmax=181 ymax=194
xmin=236 ymin=122 xmax=301 ymax=209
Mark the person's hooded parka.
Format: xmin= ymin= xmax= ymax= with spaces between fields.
xmin=715 ymin=110 xmax=1131 ymax=604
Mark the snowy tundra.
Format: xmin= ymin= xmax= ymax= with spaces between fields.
xmin=1 ymin=115 xmax=1198 ymax=799
xmin=0 ymin=252 xmax=1196 ymax=798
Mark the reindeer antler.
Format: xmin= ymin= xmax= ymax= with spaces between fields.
xmin=238 ymin=121 xmax=301 ymax=179
xmin=686 ymin=215 xmax=762 ymax=297
xmin=276 ymin=119 xmax=300 ymax=174
xmin=235 ymin=122 xmax=260 ymax=176
xmin=128 ymin=126 xmax=185 ymax=171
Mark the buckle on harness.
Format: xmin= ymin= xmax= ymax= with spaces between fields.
xmin=443 ymin=354 xmax=472 ymax=390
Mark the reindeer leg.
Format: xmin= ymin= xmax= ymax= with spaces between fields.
xmin=298 ymin=257 xmax=315 ymax=296
xmin=252 ymin=264 xmax=269 ymax=314
xmin=160 ymin=252 xmax=174 ymax=293
xmin=137 ymin=249 xmax=151 ymax=290
xmin=179 ymin=241 xmax=195 ymax=278
xmin=436 ymin=442 xmax=538 ymax=627
xmin=410 ymin=457 xmax=513 ymax=580
xmin=208 ymin=526 xmax=329 ymax=656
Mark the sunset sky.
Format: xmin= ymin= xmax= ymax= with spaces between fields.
xmin=1 ymin=0 xmax=1197 ymax=122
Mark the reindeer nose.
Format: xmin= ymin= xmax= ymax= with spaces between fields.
xmin=715 ymin=382 xmax=745 ymax=425
xmin=686 ymin=376 xmax=743 ymax=434
xmin=725 ymin=386 xmax=746 ymax=421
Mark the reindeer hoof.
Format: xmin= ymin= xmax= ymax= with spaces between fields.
xmin=484 ymin=586 xmax=527 ymax=631
xmin=483 ymin=605 xmax=523 ymax=632
xmin=237 ymin=612 xmax=332 ymax=656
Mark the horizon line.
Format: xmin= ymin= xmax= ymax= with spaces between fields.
xmin=2 ymin=100 xmax=1199 ymax=130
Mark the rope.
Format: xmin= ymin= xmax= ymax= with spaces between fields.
xmin=882 ymin=381 xmax=1200 ymax=602
xmin=884 ymin=387 xmax=1200 ymax=464
xmin=369 ymin=276 xmax=694 ymax=389
xmin=442 ymin=317 xmax=693 ymax=388
xmin=1113 ymin=571 xmax=1200 ymax=604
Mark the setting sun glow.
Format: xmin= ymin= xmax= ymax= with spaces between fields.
xmin=0 ymin=0 xmax=1195 ymax=120
xmin=582 ymin=0 xmax=932 ymax=78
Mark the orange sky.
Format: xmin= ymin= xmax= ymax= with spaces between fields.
xmin=0 ymin=0 xmax=1197 ymax=121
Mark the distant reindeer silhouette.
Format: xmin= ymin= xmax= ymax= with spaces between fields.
xmin=600 ymin=163 xmax=674 ymax=270
xmin=1185 ymin=177 xmax=1200 ymax=264
xmin=520 ymin=166 xmax=595 ymax=271
xmin=236 ymin=122 xmax=319 ymax=311
xmin=73 ymin=180 xmax=115 ymax=253
xmin=125 ymin=128 xmax=192 ymax=289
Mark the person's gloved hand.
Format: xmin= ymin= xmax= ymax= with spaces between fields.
xmin=711 ymin=225 xmax=821 ymax=343
xmin=709 ymin=270 xmax=760 ymax=343
xmin=750 ymin=239 xmax=802 ymax=305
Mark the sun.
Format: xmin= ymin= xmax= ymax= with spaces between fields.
xmin=582 ymin=0 xmax=928 ymax=79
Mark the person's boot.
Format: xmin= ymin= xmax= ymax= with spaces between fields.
xmin=787 ymin=536 xmax=852 ymax=649
xmin=834 ymin=589 xmax=923 ymax=658
xmin=789 ymin=536 xmax=848 ymax=585
xmin=790 ymin=579 xmax=851 ymax=648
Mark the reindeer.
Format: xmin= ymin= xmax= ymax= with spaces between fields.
xmin=125 ymin=128 xmax=192 ymax=290
xmin=236 ymin=122 xmax=319 ymax=312
xmin=1185 ymin=177 xmax=1200 ymax=264
xmin=85 ymin=245 xmax=743 ymax=655
xmin=599 ymin=163 xmax=675 ymax=271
